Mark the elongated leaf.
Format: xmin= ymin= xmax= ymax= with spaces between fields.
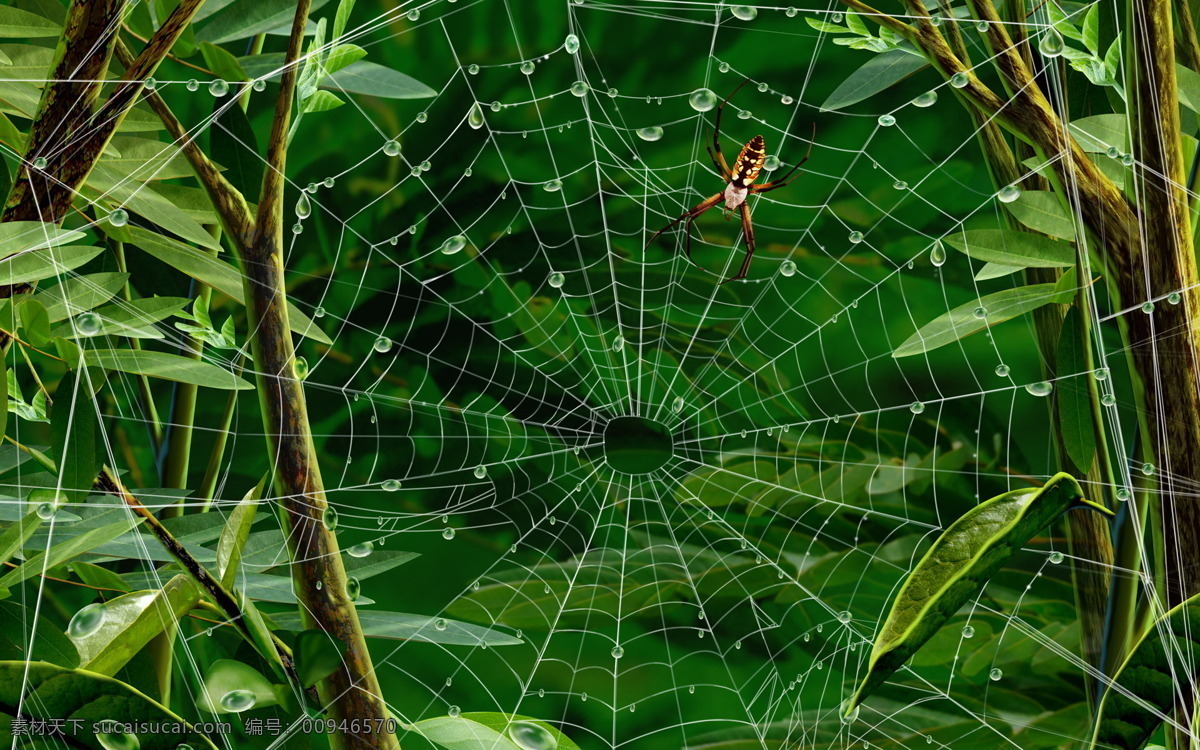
xmin=0 ymin=221 xmax=87 ymax=257
xmin=83 ymin=349 xmax=253 ymax=390
xmin=120 ymin=227 xmax=331 ymax=344
xmin=0 ymin=245 xmax=104 ymax=286
xmin=217 ymin=475 xmax=265 ymax=588
xmin=0 ymin=7 xmax=59 ymax=37
xmin=974 ymin=262 xmax=1022 ymax=281
xmin=71 ymin=575 xmax=201 ymax=675
xmin=34 ymin=271 xmax=129 ymax=322
xmin=1056 ymin=310 xmax=1097 ymax=471
xmin=0 ymin=510 xmax=42 ymax=571
xmin=0 ymin=600 xmax=78 ymax=666
xmin=209 ymin=95 xmax=262 ymax=199
xmin=845 ymin=473 xmax=1111 ymax=713
xmin=893 ymin=282 xmax=1073 ymax=357
xmin=197 ymin=0 xmax=330 ymax=44
xmin=270 ymin=610 xmax=522 ymax=646
xmin=239 ymin=53 xmax=436 ymax=99
xmin=945 ymin=229 xmax=1075 ymax=268
xmin=198 ymin=659 xmax=279 ymax=714
xmin=0 ymin=517 xmax=143 ymax=588
xmin=293 ymin=629 xmax=346 ymax=688
xmin=1004 ymin=191 xmax=1078 ymax=240
xmin=0 ymin=661 xmax=219 ymax=749
xmin=1091 ymin=591 xmax=1200 ymax=749
xmin=50 ymin=371 xmax=102 ymax=503
xmin=411 ymin=713 xmax=581 ymax=750
xmin=52 ymin=296 xmax=190 ymax=340
xmin=820 ymin=49 xmax=928 ymax=111
xmin=1070 ymin=114 xmax=1125 ymax=153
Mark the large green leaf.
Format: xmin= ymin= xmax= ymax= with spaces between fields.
xmin=0 ymin=600 xmax=78 ymax=667
xmin=70 ymin=575 xmax=201 ymax=676
xmin=1003 ymin=191 xmax=1078 ymax=240
xmin=33 ymin=272 xmax=128 ymax=322
xmin=1091 ymin=591 xmax=1200 ymax=749
xmin=292 ymin=629 xmax=346 ymax=688
xmin=270 ymin=610 xmax=522 ymax=646
xmin=217 ymin=475 xmax=265 ymax=588
xmin=239 ymin=53 xmax=437 ymax=99
xmin=0 ymin=661 xmax=219 ymax=749
xmin=0 ymin=7 xmax=60 ymax=37
xmin=50 ymin=370 xmax=102 ymax=504
xmin=945 ymin=229 xmax=1075 ymax=268
xmin=197 ymin=658 xmax=280 ymax=714
xmin=893 ymin=282 xmax=1073 ymax=357
xmin=1056 ymin=310 xmax=1097 ymax=471
xmin=0 ymin=510 xmax=41 ymax=572
xmin=82 ymin=349 xmax=253 ymax=390
xmin=820 ymin=49 xmax=928 ymax=111
xmin=0 ymin=245 xmax=104 ymax=287
xmin=119 ymin=226 xmax=331 ymax=344
xmin=196 ymin=0 xmax=330 ymax=44
xmin=0 ymin=517 xmax=141 ymax=588
xmin=845 ymin=473 xmax=1111 ymax=714
xmin=410 ymin=713 xmax=581 ymax=750
xmin=0 ymin=221 xmax=88 ymax=256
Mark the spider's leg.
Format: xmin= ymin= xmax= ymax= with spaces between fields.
xmin=645 ymin=192 xmax=725 ymax=251
xmin=752 ymin=123 xmax=816 ymax=194
xmin=710 ymin=77 xmax=753 ymax=180
xmin=721 ymin=202 xmax=756 ymax=284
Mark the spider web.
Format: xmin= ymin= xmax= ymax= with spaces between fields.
xmin=2 ymin=0 xmax=1165 ymax=748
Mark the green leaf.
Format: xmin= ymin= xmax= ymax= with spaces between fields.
xmin=0 ymin=600 xmax=78 ymax=666
xmin=50 ymin=371 xmax=102 ymax=504
xmin=844 ymin=10 xmax=869 ymax=35
xmin=0 ymin=245 xmax=104 ymax=287
xmin=945 ymin=229 xmax=1076 ymax=268
xmin=0 ymin=517 xmax=142 ymax=588
xmin=293 ymin=629 xmax=346 ymax=687
xmin=199 ymin=41 xmax=248 ymax=83
xmin=1177 ymin=63 xmax=1200 ymax=115
xmin=239 ymin=54 xmax=436 ymax=99
xmin=71 ymin=574 xmax=201 ymax=676
xmin=82 ymin=349 xmax=254 ymax=390
xmin=302 ymin=90 xmax=344 ymax=113
xmin=52 ymin=296 xmax=191 ymax=341
xmin=1070 ymin=114 xmax=1125 ymax=153
xmin=0 ymin=510 xmax=42 ymax=570
xmin=0 ymin=661 xmax=219 ymax=749
xmin=0 ymin=221 xmax=87 ymax=256
xmin=18 ymin=297 xmax=50 ymax=346
xmin=1003 ymin=191 xmax=1078 ymax=240
xmin=893 ymin=283 xmax=1074 ymax=357
xmin=269 ymin=610 xmax=523 ymax=646
xmin=1056 ymin=310 xmax=1097 ymax=471
xmin=0 ymin=6 xmax=60 ymax=37
xmin=805 ymin=17 xmax=848 ymax=33
xmin=99 ymin=136 xmax=191 ymax=180
xmin=34 ymin=271 xmax=129 ymax=322
xmin=209 ymin=98 xmax=262 ymax=199
xmin=121 ymin=227 xmax=331 ymax=344
xmin=1091 ymin=591 xmax=1200 ymax=749
xmin=1047 ymin=2 xmax=1087 ymax=43
xmin=411 ymin=713 xmax=581 ymax=750
xmin=820 ymin=49 xmax=928 ymax=111
xmin=332 ymin=0 xmax=356 ymax=39
xmin=217 ymin=475 xmax=265 ymax=588
xmin=196 ymin=0 xmax=330 ymax=44
xmin=198 ymin=658 xmax=279 ymax=714
xmin=974 ymin=262 xmax=1023 ymax=281
xmin=1082 ymin=3 xmax=1100 ymax=53
xmin=846 ymin=473 xmax=1111 ymax=714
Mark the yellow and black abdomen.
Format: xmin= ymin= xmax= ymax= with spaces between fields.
xmin=729 ymin=135 xmax=766 ymax=188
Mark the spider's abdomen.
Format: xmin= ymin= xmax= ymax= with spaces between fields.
xmin=730 ymin=135 xmax=766 ymax=188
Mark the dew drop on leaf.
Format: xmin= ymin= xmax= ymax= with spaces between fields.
xmin=220 ymin=689 xmax=256 ymax=713
xmin=97 ymin=730 xmax=140 ymax=750
xmin=508 ymin=721 xmax=558 ymax=750
xmin=76 ymin=312 xmax=103 ymax=337
xmin=68 ymin=602 xmax=107 ymax=639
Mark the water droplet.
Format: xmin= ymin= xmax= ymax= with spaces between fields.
xmin=997 ymin=185 xmax=1021 ymax=203
xmin=893 ymin=179 xmax=908 ymax=190
xmin=1093 ymin=368 xmax=1109 ymax=381
xmin=464 ymin=168 xmax=473 ymax=177
xmin=570 ymin=81 xmax=588 ymax=97
xmin=220 ymin=689 xmax=256 ymax=713
xmin=1116 ymin=487 xmax=1131 ymax=501
xmin=323 ymin=176 xmax=335 ymax=188
xmin=508 ymin=721 xmax=557 ymax=750
xmin=995 ymin=363 xmax=1010 ymax=377
xmin=930 ymin=15 xmax=943 ymax=26
xmin=731 ymin=5 xmax=757 ymax=20
xmin=689 ymin=88 xmax=718 ymax=112
xmin=144 ymin=77 xmax=157 ymax=90
xmin=97 ymin=730 xmax=140 ymax=750
xmin=416 ymin=112 xmax=428 ymax=124
xmin=1039 ymin=29 xmax=1065 ymax=57
xmin=314 ymin=306 xmax=326 ymax=318
xmin=611 ymin=645 xmax=624 ymax=659
xmin=1142 ymin=301 xmax=1155 ymax=313
xmin=348 ymin=542 xmax=374 ymax=558
xmin=841 ymin=700 xmax=860 ymax=724
xmin=1102 ymin=393 xmax=1117 ymax=406
xmin=108 ymin=208 xmax=129 ymax=227
xmin=636 ymin=126 xmax=664 ymax=142
xmin=737 ymin=109 xmax=752 ymax=120
xmin=544 ymin=180 xmax=563 ymax=192
xmin=564 ymin=33 xmax=581 ymax=55
xmin=322 ymin=507 xmax=338 ymax=530
xmin=912 ymin=90 xmax=938 ymax=108
xmin=763 ymin=155 xmax=782 ymax=171
xmin=612 ymin=335 xmax=624 ymax=352
xmin=1169 ymin=291 xmax=1183 ymax=305
xmin=293 ymin=356 xmax=309 ymax=381
xmin=878 ymin=114 xmax=896 ymax=127
xmin=442 ymin=527 xmax=456 ymax=540
xmin=672 ymin=396 xmax=685 ymax=413
xmin=780 ymin=260 xmax=797 ymax=277
xmin=848 ymin=231 xmax=864 ymax=244
xmin=315 ymin=580 xmax=323 ymax=590
xmin=253 ymin=79 xmax=266 ymax=92
xmin=520 ymin=61 xmax=535 ymax=75
xmin=32 ymin=157 xmax=47 ymax=170
xmin=950 ymin=72 xmax=970 ymax=88
xmin=1121 ymin=153 xmax=1135 ymax=166
xmin=580 ymin=693 xmax=588 ymax=702
xmin=989 ymin=667 xmax=1003 ymax=682
xmin=383 ymin=139 xmax=401 ymax=156
xmin=837 ymin=610 xmax=852 ymax=624
xmin=909 ymin=401 xmax=925 ymax=414
xmin=962 ymin=625 xmax=975 ymax=638
xmin=831 ymin=12 xmax=844 ymax=22
xmin=1025 ymin=381 xmax=1054 ymax=397
xmin=1049 ymin=551 xmax=1064 ymax=564
xmin=474 ymin=465 xmax=488 ymax=479
xmin=208 ymin=79 xmax=229 ymax=97
xmin=76 ymin=312 xmax=103 ymax=337
xmin=186 ymin=79 xmax=199 ymax=92
xmin=448 ymin=705 xmax=461 ymax=718
xmin=346 ymin=577 xmax=361 ymax=601
xmin=68 ymin=603 xmax=107 ymax=638
xmin=1106 ymin=146 xmax=1121 ymax=158
xmin=928 ymin=240 xmax=948 ymax=267
xmin=973 ymin=306 xmax=987 ymax=318
xmin=407 ymin=8 xmax=419 ymax=20
xmin=295 ymin=192 xmax=312 ymax=219
xmin=1141 ymin=462 xmax=1155 ymax=476
xmin=373 ymin=336 xmax=393 ymax=353
xmin=465 ymin=103 xmax=485 ymax=130
xmin=490 ymin=101 xmax=503 ymax=113
xmin=441 ymin=235 xmax=467 ymax=254
xmin=548 ymin=272 xmax=565 ymax=288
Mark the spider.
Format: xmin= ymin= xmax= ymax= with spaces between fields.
xmin=646 ymin=77 xmax=814 ymax=284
